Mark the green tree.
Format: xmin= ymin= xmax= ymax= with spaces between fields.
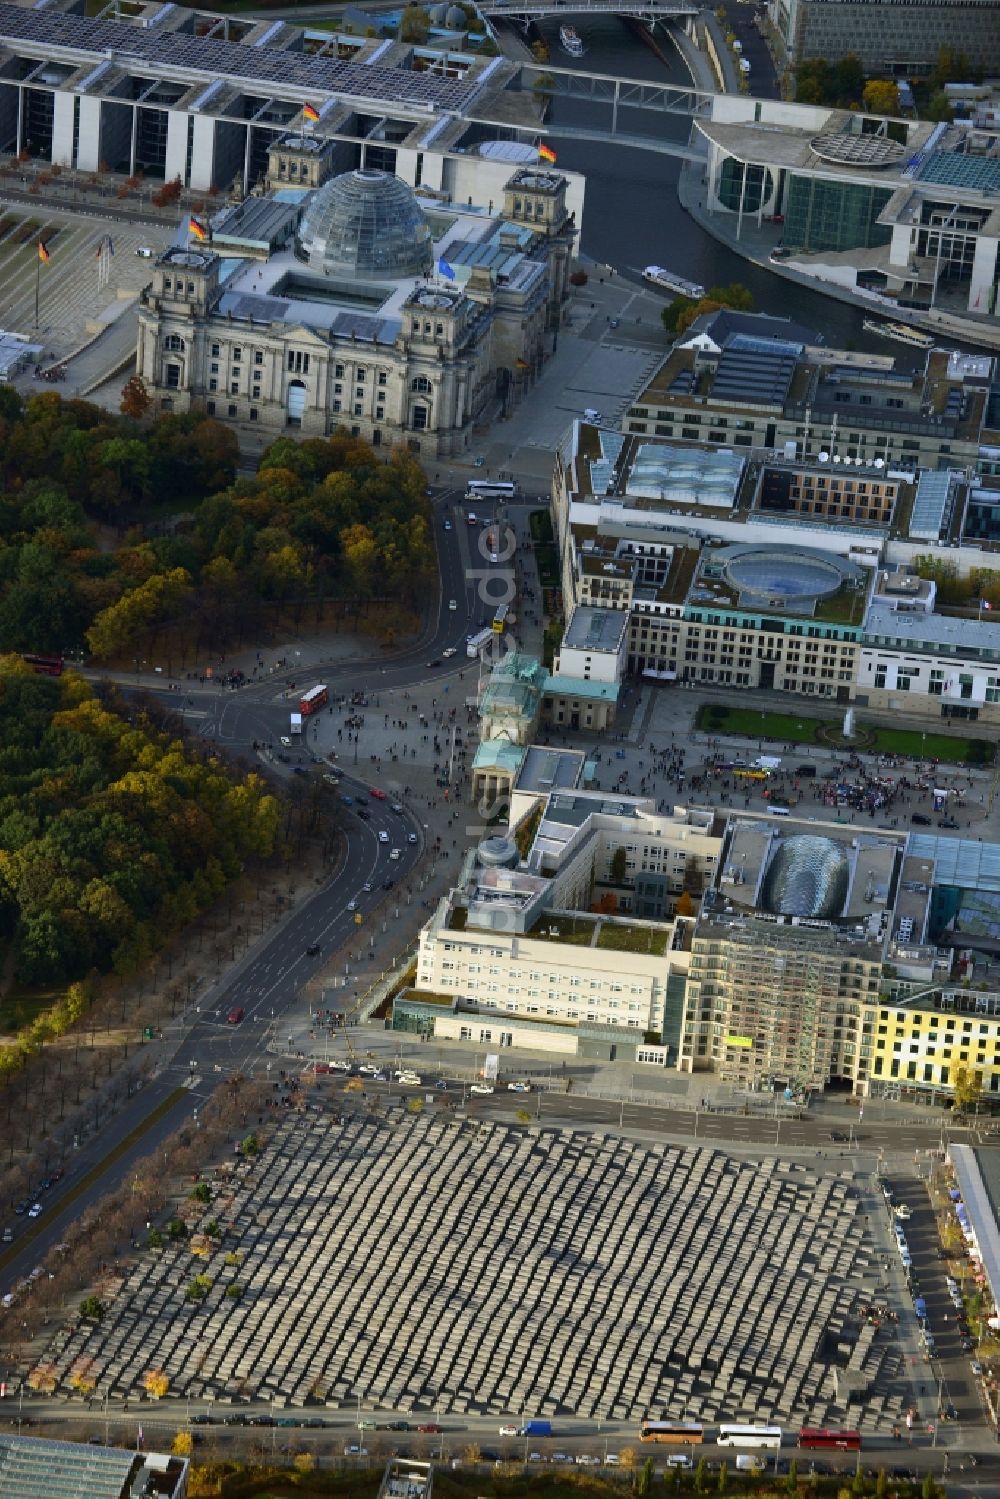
xmin=875 ymin=1470 xmax=888 ymax=1498
xmin=921 ymin=1474 xmax=939 ymax=1499
xmin=718 ymin=1459 xmax=729 ymax=1493
xmin=831 ymin=53 xmax=864 ymax=104
xmin=610 ymin=847 xmax=628 ymax=883
xmin=638 ymin=1456 xmax=655 ymax=1496
xmin=695 ymin=1456 xmax=710 ymax=1493
xmin=79 ymin=1295 xmax=104 ymax=1322
xmin=925 ymin=92 xmax=954 ymax=122
xmin=241 ymin=1133 xmax=260 ymax=1157
xmin=786 ymin=1459 xmax=799 ymax=1492
xmin=190 ymin=1182 xmax=211 ymax=1203
xmin=399 ymin=5 xmax=429 ymax=42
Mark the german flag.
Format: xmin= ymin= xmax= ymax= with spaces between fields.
xmin=37 ymin=239 xmax=50 ymax=263
xmin=302 ymin=103 xmax=320 ymax=123
xmin=516 ymin=358 xmax=529 ymax=370
xmin=188 ymin=215 xmax=208 ymax=242
xmin=537 ymin=143 xmax=557 ymax=164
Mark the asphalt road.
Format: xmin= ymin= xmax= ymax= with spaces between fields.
xmin=1 ymin=493 xmax=491 ymax=1288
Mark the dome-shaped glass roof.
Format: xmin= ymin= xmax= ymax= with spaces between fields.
xmin=762 ymin=835 xmax=850 ymax=920
xmin=296 ymin=168 xmax=432 ymax=280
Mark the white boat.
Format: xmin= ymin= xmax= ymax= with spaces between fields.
xmin=559 ymin=25 xmax=584 ymax=57
xmin=862 ymin=316 xmax=934 ymax=350
xmin=642 ymin=264 xmax=706 ymax=300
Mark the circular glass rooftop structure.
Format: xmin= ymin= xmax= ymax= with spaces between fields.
xmin=809 ymin=131 xmax=906 ymax=168
xmin=762 ymin=835 xmax=850 ymax=920
xmin=723 ymin=548 xmax=845 ymax=605
xmin=296 ymin=169 xmax=433 ymax=280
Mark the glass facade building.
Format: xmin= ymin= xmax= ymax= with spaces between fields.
xmin=718 ymin=158 xmax=774 ymax=214
xmin=784 ymin=174 xmax=892 ymax=253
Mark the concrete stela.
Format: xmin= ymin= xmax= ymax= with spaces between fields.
xmin=46 ymin=1110 xmax=915 ymax=1431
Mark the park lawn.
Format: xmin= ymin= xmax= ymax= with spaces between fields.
xmin=696 ymin=705 xmax=826 ymax=744
xmin=867 ymin=725 xmax=982 ymax=761
xmin=695 ymin=705 xmax=993 ymax=766
xmin=0 ymin=979 xmax=65 ymax=1035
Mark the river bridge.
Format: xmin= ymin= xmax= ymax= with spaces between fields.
xmin=479 ymin=0 xmax=697 ymax=18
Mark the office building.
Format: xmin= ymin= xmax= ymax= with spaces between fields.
xmin=767 ymin=0 xmax=1000 ymax=78
xmin=397 ymin=794 xmax=722 ymax=1060
xmin=0 ymin=1433 xmax=189 ymax=1499
xmin=682 ymin=817 xmax=903 ymax=1089
xmin=695 ymin=94 xmax=1000 ymax=325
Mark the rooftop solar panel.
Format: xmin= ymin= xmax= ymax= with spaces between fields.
xmin=0 ymin=1 xmax=478 ymax=109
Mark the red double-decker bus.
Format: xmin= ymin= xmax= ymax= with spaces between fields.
xmin=798 ymin=1429 xmax=862 ymax=1451
xmin=21 ymin=654 xmax=65 ymax=676
xmin=299 ymin=684 xmax=328 ymax=716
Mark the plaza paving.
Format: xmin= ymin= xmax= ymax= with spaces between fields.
xmin=0 ymin=202 xmax=171 ymax=357
xmin=46 ymin=1109 xmax=914 ymax=1431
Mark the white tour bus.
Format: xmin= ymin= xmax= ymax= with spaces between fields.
xmin=466 ymin=628 xmax=495 ymax=659
xmin=465 ymin=480 xmax=518 ymax=502
xmin=717 ymin=1425 xmax=783 ymax=1450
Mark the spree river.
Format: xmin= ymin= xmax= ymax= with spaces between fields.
xmin=526 ymin=16 xmax=912 ymax=357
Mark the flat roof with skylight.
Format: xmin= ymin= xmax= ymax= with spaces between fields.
xmin=563 ymin=606 xmax=628 ymax=654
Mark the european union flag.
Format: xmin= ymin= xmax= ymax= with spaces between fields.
xmin=437 ymin=257 xmax=455 ymax=281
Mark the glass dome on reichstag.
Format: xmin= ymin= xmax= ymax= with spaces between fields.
xmin=296 ymin=169 xmax=433 ymax=279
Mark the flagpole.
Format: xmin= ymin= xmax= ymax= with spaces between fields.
xmin=34 ymin=248 xmax=39 ymax=330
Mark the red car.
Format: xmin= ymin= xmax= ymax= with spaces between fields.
xmin=418 ymin=1423 xmax=442 ymax=1434
xmin=227 ymin=1007 xmax=245 ymax=1025
xmin=370 ymin=788 xmax=387 ymax=800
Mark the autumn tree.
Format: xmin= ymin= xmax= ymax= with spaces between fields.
xmin=863 ymin=79 xmax=901 ymax=116
xmin=953 ymin=1065 xmax=982 ymax=1114
xmin=143 ymin=1369 xmax=170 ymax=1399
xmin=119 ymin=374 xmax=152 ymax=421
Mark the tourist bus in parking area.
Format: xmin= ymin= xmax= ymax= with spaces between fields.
xmin=299 ymin=684 xmax=329 ymax=715
xmin=797 ymin=1429 xmax=862 ymax=1451
xmin=718 ymin=1425 xmax=783 ymax=1449
xmin=640 ymin=1422 xmax=704 ymax=1444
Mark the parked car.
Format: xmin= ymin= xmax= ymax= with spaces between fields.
xmin=911 ymin=813 xmax=932 ymax=826
xmin=470 ymin=1083 xmax=494 ymax=1095
xmin=28 ymin=1203 xmax=42 ymax=1218
xmin=419 ymin=1423 xmax=442 ymax=1434
xmin=507 ymin=1081 xmax=531 ymax=1092
xmin=938 ymin=818 xmax=960 ymax=829
xmin=499 ymin=1424 xmax=518 ymax=1437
